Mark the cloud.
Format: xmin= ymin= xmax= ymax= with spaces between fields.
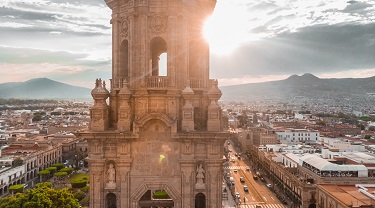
xmin=0 ymin=46 xmax=111 ymax=87
xmin=0 ymin=0 xmax=111 ymax=35
xmin=210 ymin=23 xmax=375 ymax=80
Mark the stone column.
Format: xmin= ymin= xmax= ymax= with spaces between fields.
xmin=181 ymin=163 xmax=194 ymax=208
xmin=207 ymin=80 xmax=222 ymax=131
xmin=181 ymin=84 xmax=195 ymax=131
xmin=117 ymin=82 xmax=132 ymax=131
xmin=89 ymin=160 xmax=105 ymax=208
xmin=117 ymin=159 xmax=131 ymax=208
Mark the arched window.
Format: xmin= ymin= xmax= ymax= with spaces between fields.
xmin=106 ymin=193 xmax=117 ymax=208
xmin=149 ymin=37 xmax=167 ymax=76
xmin=195 ymin=193 xmax=206 ymax=208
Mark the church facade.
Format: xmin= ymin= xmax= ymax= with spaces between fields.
xmin=76 ymin=0 xmax=227 ymax=207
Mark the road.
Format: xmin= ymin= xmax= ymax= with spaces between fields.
xmin=225 ymin=141 xmax=287 ymax=208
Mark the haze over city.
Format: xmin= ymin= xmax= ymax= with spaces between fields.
xmin=1 ymin=0 xmax=375 ymax=87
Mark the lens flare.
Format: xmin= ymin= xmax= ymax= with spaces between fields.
xmin=159 ymin=154 xmax=166 ymax=162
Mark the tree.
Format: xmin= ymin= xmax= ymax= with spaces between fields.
xmin=0 ymin=183 xmax=79 ymax=208
xmin=13 ymin=157 xmax=23 ymax=166
xmin=364 ymin=135 xmax=372 ymax=140
xmin=9 ymin=184 xmax=24 ymax=194
xmin=32 ymin=114 xmax=42 ymax=122
xmin=316 ymin=121 xmax=326 ymax=126
xmin=38 ymin=170 xmax=50 ymax=182
xmin=357 ymin=124 xmax=365 ymax=130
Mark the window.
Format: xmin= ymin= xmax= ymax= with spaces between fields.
xmin=149 ymin=37 xmax=167 ymax=76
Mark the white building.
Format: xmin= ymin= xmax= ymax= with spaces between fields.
xmin=276 ymin=129 xmax=320 ymax=144
xmin=322 ymin=137 xmax=366 ymax=152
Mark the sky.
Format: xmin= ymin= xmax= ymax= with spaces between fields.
xmin=1 ymin=0 xmax=375 ymax=88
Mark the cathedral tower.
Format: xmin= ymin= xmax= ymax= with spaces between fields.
xmin=77 ymin=0 xmax=227 ymax=207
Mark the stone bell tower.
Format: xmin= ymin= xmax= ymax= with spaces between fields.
xmin=76 ymin=0 xmax=227 ymax=207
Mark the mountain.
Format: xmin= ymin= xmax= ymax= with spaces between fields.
xmin=219 ymin=73 xmax=375 ymax=100
xmin=0 ymin=78 xmax=91 ymax=99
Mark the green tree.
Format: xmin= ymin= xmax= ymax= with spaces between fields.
xmin=38 ymin=170 xmax=50 ymax=182
xmin=364 ymin=135 xmax=372 ymax=140
xmin=9 ymin=184 xmax=24 ymax=194
xmin=0 ymin=183 xmax=79 ymax=208
xmin=13 ymin=157 xmax=23 ymax=166
xmin=316 ymin=120 xmax=326 ymax=126
xmin=357 ymin=124 xmax=365 ymax=130
xmin=32 ymin=114 xmax=42 ymax=122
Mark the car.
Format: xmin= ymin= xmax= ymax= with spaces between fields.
xmin=246 ymin=166 xmax=250 ymax=171
xmin=235 ymin=192 xmax=240 ymax=199
xmin=266 ymin=184 xmax=272 ymax=188
xmin=253 ymin=175 xmax=258 ymax=180
xmin=23 ymin=184 xmax=28 ymax=188
xmin=230 ymin=181 xmax=235 ymax=186
xmin=240 ymin=177 xmax=245 ymax=183
xmin=233 ymin=169 xmax=237 ymax=173
xmin=243 ymin=185 xmax=248 ymax=192
xmin=226 ymin=173 xmax=230 ymax=178
xmin=260 ymin=177 xmax=266 ymax=182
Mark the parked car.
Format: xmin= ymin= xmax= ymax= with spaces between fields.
xmin=266 ymin=184 xmax=272 ymax=188
xmin=246 ymin=166 xmax=250 ymax=171
xmin=243 ymin=185 xmax=248 ymax=192
xmin=235 ymin=192 xmax=240 ymax=199
xmin=233 ymin=169 xmax=237 ymax=173
xmin=240 ymin=177 xmax=245 ymax=183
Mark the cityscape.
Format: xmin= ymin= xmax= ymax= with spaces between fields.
xmin=1 ymin=0 xmax=375 ymax=208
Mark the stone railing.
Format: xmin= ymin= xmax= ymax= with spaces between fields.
xmin=110 ymin=78 xmax=127 ymax=90
xmin=146 ymin=76 xmax=169 ymax=89
xmin=190 ymin=79 xmax=205 ymax=90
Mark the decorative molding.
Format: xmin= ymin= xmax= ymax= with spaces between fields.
xmin=121 ymin=19 xmax=129 ymax=37
xmin=149 ymin=14 xmax=167 ymax=34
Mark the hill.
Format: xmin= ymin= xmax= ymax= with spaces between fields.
xmin=0 ymin=78 xmax=91 ymax=99
xmin=219 ymin=73 xmax=375 ymax=100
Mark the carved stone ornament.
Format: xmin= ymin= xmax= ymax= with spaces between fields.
xmin=121 ymin=19 xmax=129 ymax=37
xmin=150 ymin=14 xmax=167 ymax=34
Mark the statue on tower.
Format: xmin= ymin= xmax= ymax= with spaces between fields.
xmin=106 ymin=164 xmax=116 ymax=189
xmin=195 ymin=163 xmax=205 ymax=189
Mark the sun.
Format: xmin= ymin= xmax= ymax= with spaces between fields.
xmin=203 ymin=1 xmax=256 ymax=55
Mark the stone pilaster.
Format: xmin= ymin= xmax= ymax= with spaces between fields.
xmin=117 ymin=159 xmax=132 ymax=208
xmin=117 ymin=82 xmax=132 ymax=131
xmin=89 ymin=159 xmax=105 ymax=208
xmin=207 ymin=80 xmax=222 ymax=131
xmin=181 ymin=83 xmax=195 ymax=131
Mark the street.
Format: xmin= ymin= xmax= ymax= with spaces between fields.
xmin=225 ymin=141 xmax=287 ymax=208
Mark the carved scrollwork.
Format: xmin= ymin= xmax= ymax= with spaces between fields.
xmin=150 ymin=14 xmax=167 ymax=34
xmin=121 ymin=19 xmax=129 ymax=37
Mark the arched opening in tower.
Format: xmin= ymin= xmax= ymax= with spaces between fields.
xmin=106 ymin=193 xmax=117 ymax=208
xmin=195 ymin=193 xmax=206 ymax=208
xmin=150 ymin=37 xmax=167 ymax=77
